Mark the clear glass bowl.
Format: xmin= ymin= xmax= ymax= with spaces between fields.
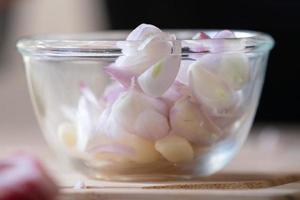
xmin=17 ymin=30 xmax=274 ymax=181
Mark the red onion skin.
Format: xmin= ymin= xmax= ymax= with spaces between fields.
xmin=0 ymin=154 xmax=58 ymax=200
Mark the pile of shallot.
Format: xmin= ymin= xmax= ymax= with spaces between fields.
xmin=59 ymin=24 xmax=249 ymax=165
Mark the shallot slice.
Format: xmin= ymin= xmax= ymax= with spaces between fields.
xmin=161 ymin=81 xmax=189 ymax=107
xmin=170 ymin=97 xmax=221 ymax=145
xmin=134 ymin=109 xmax=169 ymax=140
xmin=214 ymin=30 xmax=236 ymax=39
xmin=176 ymin=60 xmax=193 ymax=85
xmin=218 ymin=53 xmax=250 ymax=90
xmin=127 ymin=23 xmax=162 ymax=41
xmin=189 ymin=59 xmax=236 ymax=111
xmin=76 ymin=84 xmax=104 ymax=151
xmin=102 ymin=82 xmax=126 ymax=104
xmin=138 ymin=55 xmax=181 ymax=97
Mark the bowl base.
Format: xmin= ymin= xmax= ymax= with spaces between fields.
xmin=66 ymin=143 xmax=238 ymax=182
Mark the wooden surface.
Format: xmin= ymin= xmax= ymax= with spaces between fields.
xmin=1 ymin=124 xmax=300 ymax=199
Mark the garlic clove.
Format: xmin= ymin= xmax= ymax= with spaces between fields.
xmin=155 ymin=135 xmax=194 ymax=163
xmin=120 ymin=133 xmax=161 ymax=164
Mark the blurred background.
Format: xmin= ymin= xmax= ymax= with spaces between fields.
xmin=0 ymin=0 xmax=299 ymax=136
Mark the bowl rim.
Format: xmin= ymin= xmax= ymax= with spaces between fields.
xmin=17 ymin=29 xmax=274 ymax=58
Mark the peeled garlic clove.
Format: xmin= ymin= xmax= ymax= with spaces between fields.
xmin=170 ymin=97 xmax=221 ymax=145
xmin=119 ymin=133 xmax=160 ymax=164
xmin=134 ymin=110 xmax=169 ymax=140
xmin=102 ymin=82 xmax=126 ymax=104
xmin=127 ymin=23 xmax=162 ymax=41
xmin=189 ymin=60 xmax=235 ymax=111
xmin=138 ymin=55 xmax=181 ymax=97
xmin=219 ymin=53 xmax=249 ymax=90
xmin=155 ymin=135 xmax=194 ymax=163
xmin=58 ymin=122 xmax=77 ymax=148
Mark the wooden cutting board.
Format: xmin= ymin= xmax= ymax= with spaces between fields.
xmin=57 ymin=173 xmax=300 ymax=200
xmin=1 ymin=125 xmax=300 ymax=199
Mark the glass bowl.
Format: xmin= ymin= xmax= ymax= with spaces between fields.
xmin=17 ymin=30 xmax=274 ymax=181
